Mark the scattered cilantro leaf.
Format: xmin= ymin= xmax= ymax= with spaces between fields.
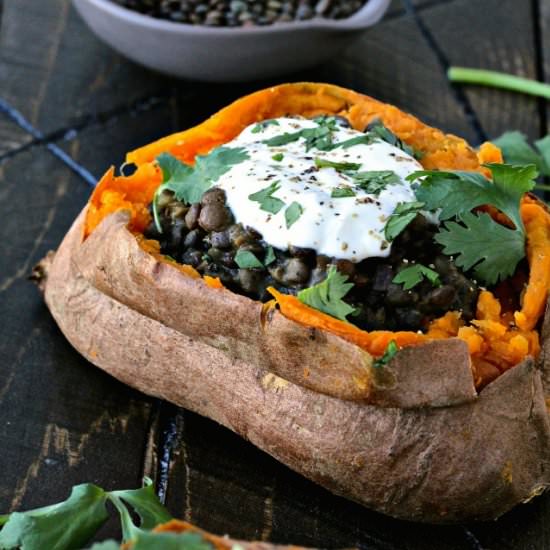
xmin=392 ymin=264 xmax=441 ymax=290
xmin=271 ymin=152 xmax=284 ymax=161
xmin=492 ymin=131 xmax=550 ymax=175
xmin=366 ymin=121 xmax=419 ymax=158
xmin=333 ymin=135 xmax=376 ymax=149
xmin=351 ymin=170 xmax=400 ymax=194
xmin=373 ymin=341 xmax=399 ymax=368
xmin=263 ymin=117 xmax=338 ymax=151
xmin=235 ymin=250 xmax=264 ymax=269
xmin=314 ymin=158 xmax=361 ymax=171
xmin=285 ymin=201 xmax=304 ymax=228
xmin=251 ymin=119 xmax=280 ymax=133
xmin=298 ymin=265 xmax=355 ymax=321
xmin=384 ymin=201 xmax=425 ymax=241
xmin=411 ymin=163 xmax=536 ymax=230
xmin=435 ymin=211 xmax=525 ymax=285
xmin=248 ymin=181 xmax=285 ymax=214
xmin=0 ymin=479 xmax=173 ymax=550
xmin=153 ymin=148 xmax=248 ymax=232
xmin=110 ymin=478 xmax=172 ymax=537
xmin=132 ymin=531 xmax=214 ymax=550
xmin=264 ymin=246 xmax=276 ymax=266
xmin=0 ymin=484 xmax=109 ymax=550
xmin=331 ymin=187 xmax=356 ymax=198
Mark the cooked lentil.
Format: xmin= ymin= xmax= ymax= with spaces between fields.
xmin=111 ymin=0 xmax=368 ymax=26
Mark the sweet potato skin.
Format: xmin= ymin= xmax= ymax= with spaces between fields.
xmin=41 ymin=209 xmax=550 ymax=523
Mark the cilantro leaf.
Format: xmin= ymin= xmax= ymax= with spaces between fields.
xmin=492 ymin=131 xmax=550 ymax=175
xmin=351 ymin=170 xmax=400 ymax=194
xmin=298 ymin=265 xmax=355 ymax=321
xmin=0 ymin=478 xmax=173 ymax=550
xmin=384 ymin=201 xmax=425 ymax=241
xmin=264 ymin=246 xmax=276 ymax=266
xmin=248 ymin=182 xmax=285 ymax=214
xmin=366 ymin=121 xmax=419 ymax=158
xmin=392 ymin=264 xmax=441 ymax=290
xmin=235 ymin=250 xmax=264 ymax=269
xmin=314 ymin=158 xmax=361 ymax=171
xmin=263 ymin=117 xmax=338 ymax=151
xmin=0 ymin=484 xmax=109 ymax=550
xmin=333 ymin=135 xmax=376 ymax=149
xmin=373 ymin=340 xmax=399 ymax=368
xmin=285 ymin=201 xmax=303 ymax=228
xmin=331 ymin=187 xmax=356 ymax=198
xmin=251 ymin=119 xmax=279 ymax=133
xmin=110 ymin=477 xmax=172 ymax=537
xmin=271 ymin=153 xmax=284 ymax=162
xmin=435 ymin=211 xmax=525 ymax=285
xmin=412 ymin=163 xmax=536 ymax=230
xmin=153 ymin=147 xmax=248 ymax=232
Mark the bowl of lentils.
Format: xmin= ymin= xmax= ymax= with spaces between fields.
xmin=73 ymin=0 xmax=391 ymax=81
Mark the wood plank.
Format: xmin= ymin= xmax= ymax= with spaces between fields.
xmin=0 ymin=0 xmax=182 ymax=136
xmin=420 ymin=0 xmax=540 ymax=141
xmin=0 ymin=146 xmax=155 ymax=542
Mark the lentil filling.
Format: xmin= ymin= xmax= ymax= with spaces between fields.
xmin=144 ymin=186 xmax=480 ymax=332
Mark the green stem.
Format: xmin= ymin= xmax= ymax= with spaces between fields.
xmin=448 ymin=67 xmax=550 ymax=100
xmin=534 ymin=183 xmax=550 ymax=192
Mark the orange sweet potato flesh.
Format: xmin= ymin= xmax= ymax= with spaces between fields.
xmin=38 ymin=83 xmax=550 ymax=523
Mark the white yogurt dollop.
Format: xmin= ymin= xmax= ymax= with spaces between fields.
xmin=215 ymin=117 xmax=424 ymax=262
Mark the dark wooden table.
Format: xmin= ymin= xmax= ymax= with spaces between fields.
xmin=1 ymin=1 xmax=550 ymax=548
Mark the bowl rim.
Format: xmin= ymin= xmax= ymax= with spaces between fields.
xmin=74 ymin=0 xmax=392 ymax=34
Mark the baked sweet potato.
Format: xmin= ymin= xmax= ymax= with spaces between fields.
xmin=37 ymin=83 xmax=550 ymax=523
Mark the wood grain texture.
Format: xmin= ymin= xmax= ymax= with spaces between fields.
xmin=0 ymin=147 xmax=155 ymax=543
xmin=1 ymin=0 xmax=550 ymax=548
xmin=0 ymin=0 xmax=176 ymax=136
xmin=421 ymin=0 xmax=541 ymax=141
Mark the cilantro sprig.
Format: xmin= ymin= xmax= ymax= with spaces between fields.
xmin=373 ymin=340 xmax=399 ymax=368
xmin=262 ymin=117 xmax=339 ymax=151
xmin=298 ymin=265 xmax=355 ymax=321
xmin=392 ymin=264 xmax=441 ymax=290
xmin=248 ymin=181 xmax=285 ymax=214
xmin=407 ymin=163 xmax=536 ymax=284
xmin=153 ymin=148 xmax=248 ymax=232
xmin=0 ymin=478 xmax=175 ymax=550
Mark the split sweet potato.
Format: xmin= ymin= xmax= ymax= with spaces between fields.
xmin=37 ymin=83 xmax=550 ymax=523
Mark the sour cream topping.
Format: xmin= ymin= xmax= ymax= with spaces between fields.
xmin=215 ymin=117 xmax=424 ymax=261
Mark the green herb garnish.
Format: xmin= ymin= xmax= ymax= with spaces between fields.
xmin=153 ymin=148 xmax=248 ymax=232
xmin=333 ymin=135 xmax=376 ymax=149
xmin=436 ymin=211 xmax=526 ymax=285
xmin=235 ymin=250 xmax=264 ymax=269
xmin=384 ymin=201 xmax=425 ymax=241
xmin=331 ymin=187 xmax=356 ymax=198
xmin=271 ymin=152 xmax=284 ymax=162
xmin=0 ymin=478 xmax=172 ymax=550
xmin=314 ymin=157 xmax=361 ymax=171
xmin=367 ymin=121 xmax=419 ymax=158
xmin=373 ymin=340 xmax=399 ymax=368
xmin=409 ymin=163 xmax=536 ymax=284
xmin=298 ymin=265 xmax=355 ymax=321
xmin=392 ymin=264 xmax=441 ymax=290
xmin=285 ymin=201 xmax=304 ymax=228
xmin=264 ymin=246 xmax=276 ymax=266
xmin=492 ymin=131 xmax=550 ymax=177
xmin=263 ymin=117 xmax=338 ymax=151
xmin=351 ymin=170 xmax=400 ymax=194
xmin=251 ymin=119 xmax=280 ymax=133
xmin=248 ymin=181 xmax=285 ymax=214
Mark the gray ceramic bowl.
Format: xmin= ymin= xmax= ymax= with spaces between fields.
xmin=73 ymin=0 xmax=391 ymax=82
